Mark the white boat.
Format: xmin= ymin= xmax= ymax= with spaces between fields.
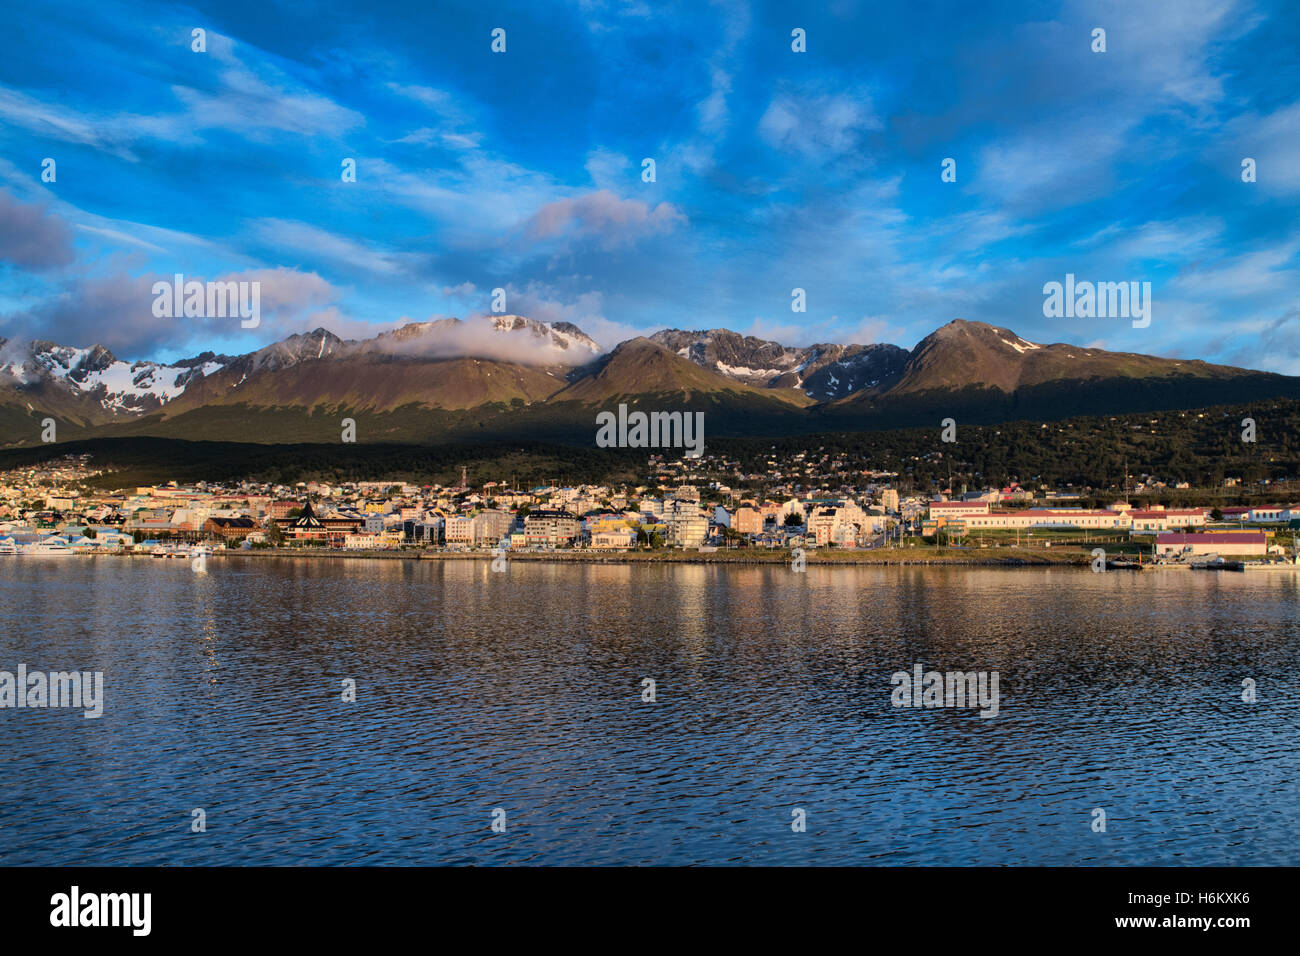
xmin=23 ymin=538 xmax=76 ymax=556
xmin=0 ymin=538 xmax=16 ymax=555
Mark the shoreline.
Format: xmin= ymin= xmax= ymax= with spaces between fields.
xmin=209 ymin=546 xmax=1092 ymax=567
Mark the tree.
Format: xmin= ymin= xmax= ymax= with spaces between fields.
xmin=1210 ymin=507 xmax=1223 ymax=522
xmin=783 ymin=512 xmax=803 ymax=527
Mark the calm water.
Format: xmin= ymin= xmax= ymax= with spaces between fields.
xmin=0 ymin=556 xmax=1297 ymax=866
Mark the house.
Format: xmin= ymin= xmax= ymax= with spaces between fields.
xmin=91 ymin=530 xmax=133 ymax=548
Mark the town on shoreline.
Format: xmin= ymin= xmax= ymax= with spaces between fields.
xmin=3 ymin=451 xmax=1297 ymax=567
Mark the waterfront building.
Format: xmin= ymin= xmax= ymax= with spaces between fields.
xmin=1154 ymin=531 xmax=1267 ymax=557
xmin=524 ymin=510 xmax=580 ymax=548
xmin=202 ymin=516 xmax=257 ymax=540
xmin=473 ymin=509 xmax=512 ymax=546
xmin=666 ymin=514 xmax=709 ymax=548
xmin=961 ymin=508 xmax=1131 ymax=531
xmin=591 ymin=529 xmax=636 ymax=550
xmin=444 ymin=516 xmax=474 ymax=545
xmin=282 ymin=499 xmax=328 ymax=541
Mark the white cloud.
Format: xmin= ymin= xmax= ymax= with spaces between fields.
xmin=759 ymin=87 xmax=882 ymax=158
xmin=525 ymin=190 xmax=686 ymax=248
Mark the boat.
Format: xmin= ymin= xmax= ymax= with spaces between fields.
xmin=0 ymin=538 xmax=17 ymax=555
xmin=1189 ymin=554 xmax=1244 ymax=571
xmin=23 ymin=538 xmax=76 ymax=556
xmin=1105 ymin=557 xmax=1148 ymax=571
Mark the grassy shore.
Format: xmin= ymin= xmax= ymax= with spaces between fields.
xmin=215 ymin=545 xmax=1093 ymax=566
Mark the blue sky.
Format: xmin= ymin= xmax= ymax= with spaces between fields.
xmin=0 ymin=0 xmax=1297 ymax=371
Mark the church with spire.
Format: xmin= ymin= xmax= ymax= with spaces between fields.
xmin=271 ymin=497 xmax=363 ymax=544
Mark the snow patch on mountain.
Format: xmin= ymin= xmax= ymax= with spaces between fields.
xmin=0 ymin=339 xmax=230 ymax=413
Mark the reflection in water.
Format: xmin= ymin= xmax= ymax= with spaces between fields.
xmin=0 ymin=557 xmax=1297 ymax=865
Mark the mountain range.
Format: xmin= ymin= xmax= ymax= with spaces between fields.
xmin=3 ymin=315 xmax=1298 ymax=447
